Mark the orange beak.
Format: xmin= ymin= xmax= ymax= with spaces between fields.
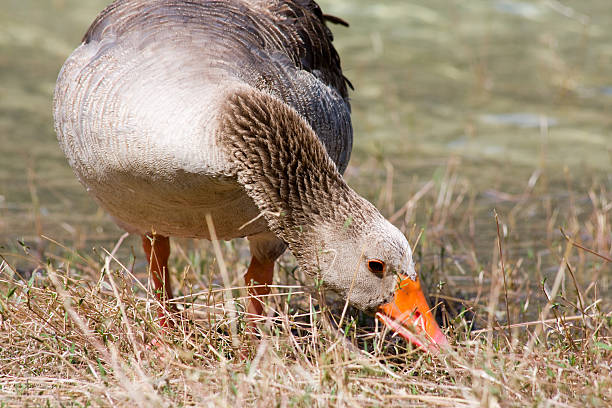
xmin=376 ymin=275 xmax=448 ymax=352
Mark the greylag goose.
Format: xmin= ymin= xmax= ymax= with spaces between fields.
xmin=53 ymin=0 xmax=447 ymax=350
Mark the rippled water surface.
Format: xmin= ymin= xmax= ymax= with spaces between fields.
xmin=1 ymin=1 xmax=610 ymax=302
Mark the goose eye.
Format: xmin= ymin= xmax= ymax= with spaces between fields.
xmin=367 ymin=259 xmax=386 ymax=275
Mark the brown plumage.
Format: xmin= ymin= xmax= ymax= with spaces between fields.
xmin=221 ymin=89 xmax=383 ymax=277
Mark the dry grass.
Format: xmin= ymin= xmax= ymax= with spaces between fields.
xmin=0 ymin=162 xmax=610 ymax=407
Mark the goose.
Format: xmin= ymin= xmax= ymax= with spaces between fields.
xmin=53 ymin=0 xmax=447 ymax=350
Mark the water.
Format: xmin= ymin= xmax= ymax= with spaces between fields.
xmin=0 ymin=1 xmax=610 ymax=308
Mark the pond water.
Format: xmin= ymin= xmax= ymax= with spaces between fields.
xmin=1 ymin=1 xmax=610 ymax=313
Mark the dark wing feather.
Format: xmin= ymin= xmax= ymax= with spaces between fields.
xmin=268 ymin=0 xmax=352 ymax=101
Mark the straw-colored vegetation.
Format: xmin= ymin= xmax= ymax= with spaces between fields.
xmin=1 ymin=163 xmax=609 ymax=407
xmin=1 ymin=0 xmax=611 ymax=406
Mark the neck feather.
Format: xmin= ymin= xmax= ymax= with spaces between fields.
xmin=220 ymin=89 xmax=378 ymax=266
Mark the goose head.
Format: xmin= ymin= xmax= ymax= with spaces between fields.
xmin=311 ymin=201 xmax=414 ymax=311
xmin=222 ymin=89 xmax=448 ymax=351
xmin=304 ymin=198 xmax=448 ymax=351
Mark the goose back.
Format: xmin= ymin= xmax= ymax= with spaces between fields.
xmin=81 ymin=0 xmax=352 ymax=170
xmin=53 ymin=0 xmax=353 ymax=239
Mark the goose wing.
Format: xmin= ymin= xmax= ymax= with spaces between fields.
xmin=80 ymin=0 xmax=353 ymax=171
xmin=260 ymin=0 xmax=354 ymax=172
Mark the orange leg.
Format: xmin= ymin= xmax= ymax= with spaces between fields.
xmin=244 ymin=256 xmax=274 ymax=318
xmin=141 ymin=234 xmax=175 ymax=326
